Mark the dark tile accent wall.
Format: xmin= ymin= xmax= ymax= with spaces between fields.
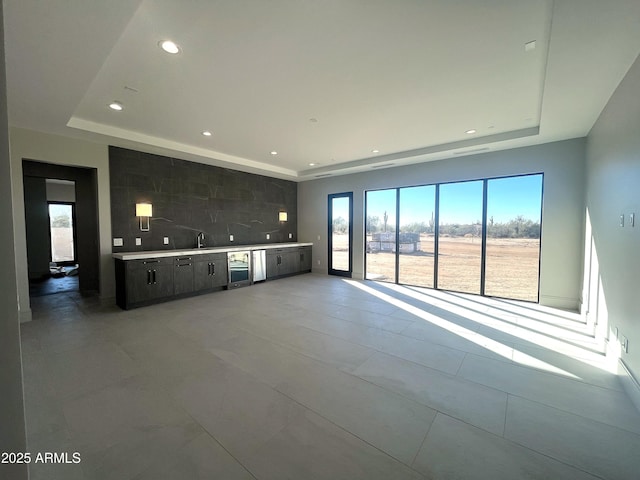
xmin=109 ymin=147 xmax=298 ymax=252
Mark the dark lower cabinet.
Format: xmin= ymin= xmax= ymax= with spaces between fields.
xmin=174 ymin=256 xmax=195 ymax=295
xmin=115 ymin=245 xmax=311 ymax=309
xmin=299 ymin=246 xmax=312 ymax=272
xmin=118 ymin=258 xmax=174 ymax=307
xmin=194 ymin=253 xmax=227 ymax=291
xmin=267 ymin=248 xmax=301 ymax=279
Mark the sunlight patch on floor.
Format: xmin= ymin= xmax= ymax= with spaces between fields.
xmin=344 ymin=279 xmax=582 ymax=380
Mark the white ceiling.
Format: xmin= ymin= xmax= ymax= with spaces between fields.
xmin=5 ymin=0 xmax=640 ymax=181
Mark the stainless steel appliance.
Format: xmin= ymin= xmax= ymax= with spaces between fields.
xmin=252 ymin=250 xmax=266 ymax=282
xmin=227 ymin=251 xmax=251 ymax=288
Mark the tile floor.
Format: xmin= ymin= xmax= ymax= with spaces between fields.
xmin=20 ymin=273 xmax=640 ymax=479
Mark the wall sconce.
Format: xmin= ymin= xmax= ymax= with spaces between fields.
xmin=278 ymin=211 xmax=288 ymax=222
xmin=136 ymin=203 xmax=153 ymax=231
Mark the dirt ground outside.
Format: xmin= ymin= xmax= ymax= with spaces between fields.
xmin=51 ymin=227 xmax=74 ymax=262
xmin=332 ymin=233 xmax=540 ymax=302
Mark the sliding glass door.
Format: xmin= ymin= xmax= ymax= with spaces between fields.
xmin=398 ymin=185 xmax=436 ymax=288
xmin=437 ymin=180 xmax=484 ymax=295
xmin=365 ymin=189 xmax=396 ymax=282
xmin=484 ymin=175 xmax=543 ymax=301
xmin=364 ymin=173 xmax=543 ymax=302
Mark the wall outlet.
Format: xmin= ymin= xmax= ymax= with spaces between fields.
xmin=135 ymin=238 xmax=142 ymax=246
xmin=317 ymin=235 xmax=321 ymax=240
xmin=229 ymin=235 xmax=234 ymax=241
xmin=631 ymin=213 xmax=635 ymax=227
xmin=289 ymin=233 xmax=293 ymax=239
xmin=113 ymin=238 xmax=123 ymax=247
xmin=621 ymin=335 xmax=629 ymax=354
xmin=163 ymin=237 xmax=169 ymax=245
xmin=317 ymin=260 xmax=320 ymax=265
xmin=620 ymin=214 xmax=625 ymax=227
xmin=266 ymin=233 xmax=270 ymax=240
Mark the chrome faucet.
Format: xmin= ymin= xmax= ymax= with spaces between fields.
xmin=197 ymin=232 xmax=206 ymax=248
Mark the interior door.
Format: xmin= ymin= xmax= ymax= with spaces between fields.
xmin=328 ymin=192 xmax=353 ymax=277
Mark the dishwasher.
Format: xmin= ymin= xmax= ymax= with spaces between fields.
xmin=252 ymin=250 xmax=266 ymax=282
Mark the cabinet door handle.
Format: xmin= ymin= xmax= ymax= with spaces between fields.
xmin=211 ymin=262 xmax=215 ymax=275
xmin=144 ymin=260 xmax=160 ymax=264
xmin=147 ymin=270 xmax=152 ymax=285
xmin=152 ymin=269 xmax=157 ymax=284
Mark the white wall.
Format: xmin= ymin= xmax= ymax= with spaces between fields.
xmin=46 ymin=180 xmax=76 ymax=202
xmin=298 ymin=139 xmax=586 ymax=310
xmin=10 ymin=128 xmax=113 ymax=322
xmin=0 ymin=4 xmax=28 ymax=476
xmin=585 ymin=54 xmax=640 ymax=387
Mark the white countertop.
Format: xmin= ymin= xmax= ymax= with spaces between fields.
xmin=112 ymin=242 xmax=313 ymax=261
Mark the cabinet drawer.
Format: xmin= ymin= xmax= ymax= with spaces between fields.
xmin=174 ymin=256 xmax=194 ymax=266
xmin=126 ymin=257 xmax=173 ymax=271
xmin=194 ymin=253 xmax=227 ymax=263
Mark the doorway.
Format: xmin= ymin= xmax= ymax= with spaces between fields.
xmin=328 ymin=192 xmax=353 ymax=277
xmin=23 ymin=160 xmax=100 ymax=297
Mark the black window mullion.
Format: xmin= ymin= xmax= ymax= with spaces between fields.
xmin=480 ymin=179 xmax=488 ymax=296
xmin=395 ymin=188 xmax=400 ymax=284
xmin=434 ymin=184 xmax=440 ymax=290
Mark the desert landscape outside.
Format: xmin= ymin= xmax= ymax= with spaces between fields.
xmin=362 ymin=234 xmax=540 ymax=302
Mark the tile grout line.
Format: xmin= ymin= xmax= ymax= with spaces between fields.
xmin=409 ymin=411 xmax=437 ymax=468
xmin=507 ymin=393 xmax=640 ymax=439
xmin=203 ymin=343 xmax=429 ymax=477
xmin=503 ymin=394 xmax=610 ymax=480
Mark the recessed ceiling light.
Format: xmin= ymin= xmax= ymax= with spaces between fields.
xmin=109 ymin=102 xmax=123 ymax=111
xmin=202 ymin=130 xmax=212 ymax=136
xmin=309 ymin=163 xmax=316 ymax=166
xmin=465 ymin=129 xmax=477 ymax=134
xmin=159 ymin=40 xmax=180 ymax=54
xmin=372 ymin=149 xmax=379 ymax=154
xmin=270 ymin=151 xmax=278 ymax=155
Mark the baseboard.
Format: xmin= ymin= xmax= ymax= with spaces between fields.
xmin=19 ymin=308 xmax=32 ymax=323
xmin=618 ymin=359 xmax=640 ymax=414
xmin=98 ymin=295 xmax=116 ymax=306
xmin=539 ymin=294 xmax=580 ymax=312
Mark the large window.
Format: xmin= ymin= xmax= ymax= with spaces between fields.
xmin=398 ymin=185 xmax=436 ymax=288
xmin=437 ymin=180 xmax=483 ymax=295
xmin=364 ymin=174 xmax=543 ymax=302
xmin=365 ymin=189 xmax=396 ymax=282
xmin=484 ymin=175 xmax=543 ymax=301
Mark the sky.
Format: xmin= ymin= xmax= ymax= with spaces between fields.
xmin=332 ymin=174 xmax=543 ymax=226
xmin=48 ymin=203 xmax=73 ymax=223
